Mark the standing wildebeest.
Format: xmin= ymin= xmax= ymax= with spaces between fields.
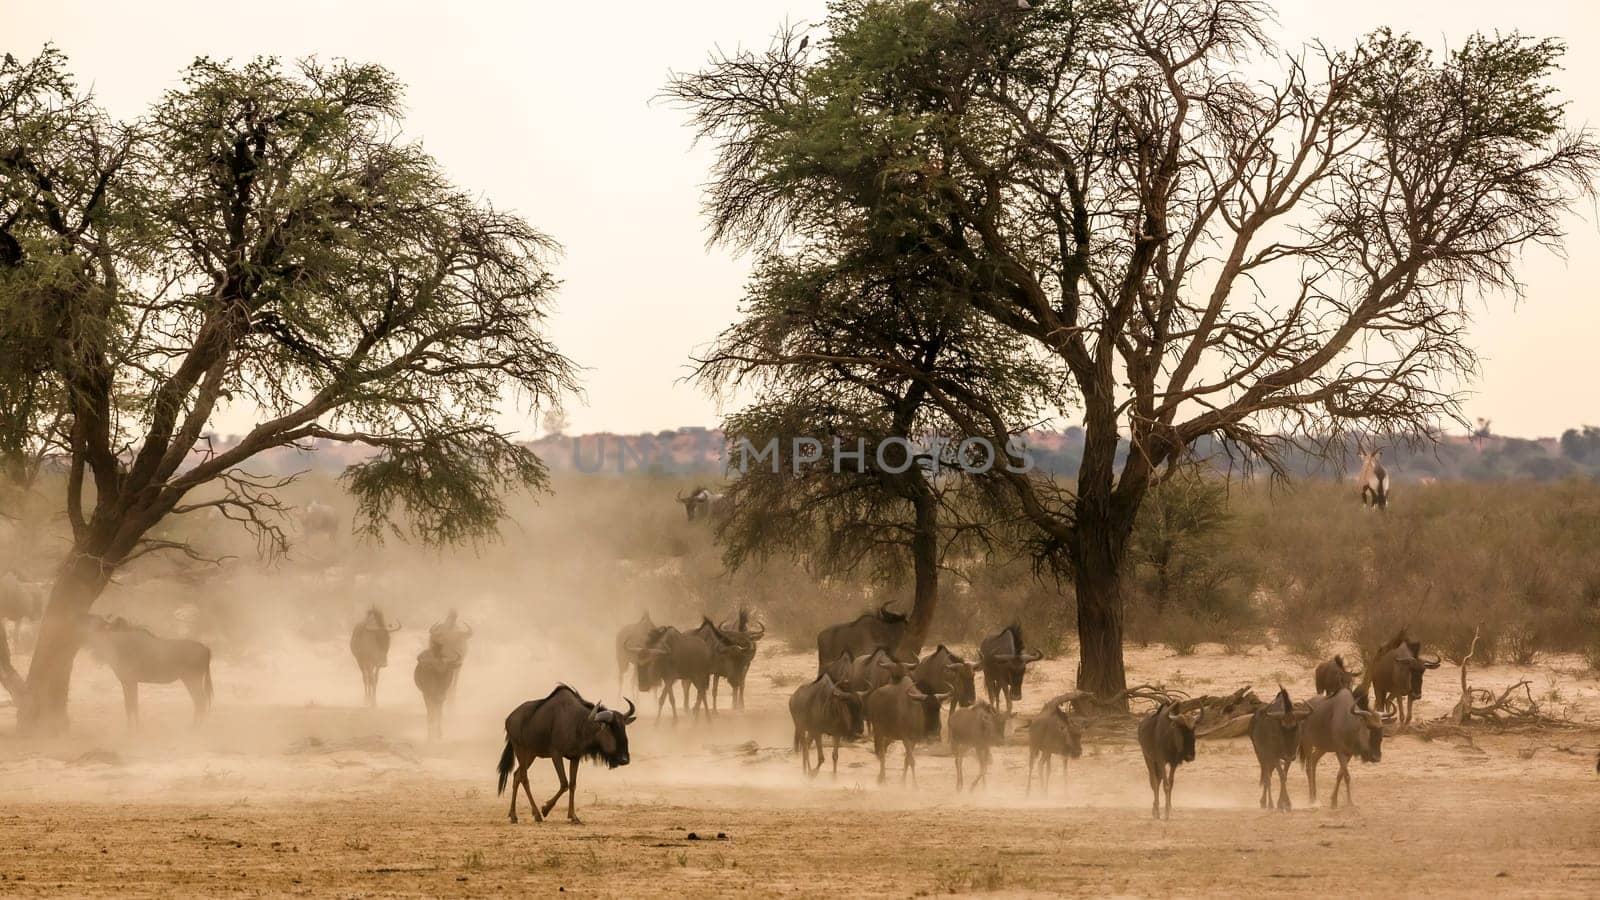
xmin=414 ymin=644 xmax=461 ymax=740
xmin=0 ymin=572 xmax=44 ymax=648
xmin=497 ymin=685 xmax=635 ymax=824
xmin=1365 ymin=630 xmax=1441 ymax=726
xmin=83 ymin=615 xmax=213 ymax=727
xmin=350 ymin=608 xmax=401 ymax=707
xmin=865 ymin=678 xmax=947 ymax=786
xmin=978 ymin=625 xmax=1043 ymax=714
xmin=789 ymin=673 xmax=867 ymax=778
xmin=696 ymin=611 xmax=765 ymax=711
xmin=1249 ymin=687 xmax=1310 ymax=811
xmin=615 ymin=611 xmax=656 ymax=694
xmin=1359 ymin=449 xmax=1389 ymax=509
xmin=910 ymin=644 xmax=977 ymax=716
xmin=428 ymin=610 xmax=472 ymax=700
xmin=1137 ymin=702 xmax=1202 ymax=820
xmin=1025 ymin=692 xmax=1088 ymax=796
xmin=676 ymin=486 xmax=727 ymax=522
xmin=949 ymin=701 xmax=1007 ymax=791
xmin=302 ymin=501 xmax=341 ymax=540
xmin=630 ymin=622 xmax=737 ymax=722
xmin=1314 ymin=655 xmax=1361 ymax=697
xmin=1298 ymin=688 xmax=1385 ymax=808
xmin=816 ymin=603 xmax=912 ymax=673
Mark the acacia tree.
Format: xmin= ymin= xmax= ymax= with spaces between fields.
xmin=0 ymin=53 xmax=576 ymax=733
xmin=669 ymin=0 xmax=1597 ymax=701
xmin=698 ymin=246 xmax=1050 ymax=652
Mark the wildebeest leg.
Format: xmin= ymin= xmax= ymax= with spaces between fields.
xmin=1334 ymin=751 xmax=1353 ymax=808
xmin=830 ymin=735 xmax=841 ymax=778
xmin=813 ymin=735 xmax=825 ymax=772
xmin=1042 ymin=753 xmax=1052 ymax=795
xmin=710 ymin=676 xmax=720 ymax=712
xmin=954 ymin=747 xmax=965 ymax=791
xmin=565 ymin=758 xmax=582 ymax=824
xmin=874 ymin=733 xmax=888 ymax=784
xmin=1145 ymin=761 xmax=1161 ymax=819
xmin=1026 ymin=749 xmax=1035 ymax=795
xmin=1259 ymin=761 xmax=1271 ymax=809
xmin=121 ymin=680 xmax=139 ymax=731
xmin=973 ymin=747 xmax=990 ymax=792
xmin=541 ymin=756 xmax=570 ymax=818
xmin=1276 ymin=761 xmax=1292 ymax=811
xmin=1162 ymin=764 xmax=1175 ymax=820
xmin=902 ymin=740 xmax=916 ymax=787
xmin=1305 ymin=750 xmax=1321 ymax=805
xmin=183 ymin=675 xmax=208 ymax=723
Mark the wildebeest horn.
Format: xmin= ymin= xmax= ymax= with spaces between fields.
xmin=876 ymin=657 xmax=898 ymax=670
xmin=1421 ymin=652 xmax=1441 ymax=668
xmin=1021 ymin=649 xmax=1044 ymax=663
xmin=991 ymin=653 xmax=1017 ymax=663
xmin=906 ymin=685 xmax=929 ymax=700
xmin=388 ymin=620 xmax=402 ymax=632
xmin=621 ymin=698 xmax=636 ymax=722
xmin=945 ymin=662 xmax=969 ymax=673
xmin=460 ymin=621 xmax=472 ymax=636
xmin=747 ymin=619 xmax=765 ymax=638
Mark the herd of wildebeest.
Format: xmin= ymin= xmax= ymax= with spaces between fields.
xmin=5 ymin=513 xmax=1596 ymax=826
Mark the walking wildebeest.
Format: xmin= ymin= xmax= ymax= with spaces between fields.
xmin=497 ymin=685 xmax=635 ymax=824
xmin=949 ymin=701 xmax=1007 ymax=792
xmin=1025 ymin=692 xmax=1088 ymax=796
xmin=676 ymin=487 xmax=727 ymax=522
xmin=1359 ymin=449 xmax=1389 ymax=509
xmin=83 ymin=615 xmax=213 ymax=728
xmin=978 ymin=625 xmax=1044 ymax=714
xmin=630 ymin=622 xmax=738 ymax=723
xmin=696 ymin=611 xmax=765 ymax=711
xmin=615 ymin=611 xmax=656 ymax=694
xmin=302 ymin=501 xmax=341 ymax=540
xmin=1298 ymin=688 xmax=1385 ymax=808
xmin=910 ymin=644 xmax=977 ymax=716
xmin=1365 ymin=630 xmax=1440 ymax=726
xmin=1314 ymin=655 xmax=1360 ymax=697
xmin=0 ymin=572 xmax=44 ymax=648
xmin=865 ymin=678 xmax=947 ymax=786
xmin=1249 ymin=687 xmax=1310 ymax=811
xmin=788 ymin=673 xmax=867 ymax=778
xmin=816 ymin=603 xmax=912 ymax=673
xmin=414 ymin=644 xmax=460 ymax=740
xmin=1137 ymin=702 xmax=1202 ymax=820
xmin=428 ymin=610 xmax=472 ymax=700
xmin=350 ymin=607 xmax=401 ymax=707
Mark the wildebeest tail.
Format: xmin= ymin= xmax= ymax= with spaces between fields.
xmin=496 ymin=740 xmax=514 ymax=796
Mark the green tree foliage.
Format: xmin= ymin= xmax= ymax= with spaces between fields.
xmin=0 ymin=51 xmax=576 ymax=731
xmin=668 ymin=0 xmax=1598 ymax=702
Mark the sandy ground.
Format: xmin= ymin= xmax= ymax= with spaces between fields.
xmin=3 ymin=637 xmax=1599 ymax=898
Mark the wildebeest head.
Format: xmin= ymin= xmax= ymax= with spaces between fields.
xmin=905 ymin=682 xmax=948 ymax=738
xmin=1350 ymin=691 xmax=1386 ymax=762
xmin=913 ymin=645 xmax=978 ymax=707
xmin=1260 ymin=686 xmax=1308 ymax=741
xmin=628 ymin=626 xmax=677 ymax=691
xmin=1391 ymin=640 xmax=1441 ymax=701
xmin=362 ymin=607 xmax=402 ymax=632
xmin=1165 ymin=704 xmax=1202 ymax=763
xmin=828 ymin=680 xmax=868 ymax=739
xmin=584 ymin=698 xmax=638 ymax=768
xmin=980 ymin=625 xmax=1043 ymax=701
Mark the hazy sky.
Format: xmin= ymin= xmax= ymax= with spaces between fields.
xmin=8 ymin=1 xmax=1599 ymax=438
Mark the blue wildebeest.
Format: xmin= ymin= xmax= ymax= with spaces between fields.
xmin=1026 ymin=692 xmax=1088 ymax=796
xmin=1298 ymin=688 xmax=1386 ymax=808
xmin=816 ymin=603 xmax=912 ymax=673
xmin=1314 ymin=655 xmax=1360 ymax=697
xmin=1137 ymin=702 xmax=1202 ymax=820
xmin=910 ymin=644 xmax=977 ymax=718
xmin=788 ymin=673 xmax=867 ymax=778
xmin=427 ymin=610 xmax=472 ymax=701
xmin=865 ymin=678 xmax=947 ymax=786
xmin=949 ymin=701 xmax=1008 ymax=791
xmin=695 ymin=611 xmax=765 ymax=711
xmin=630 ymin=622 xmax=740 ymax=723
xmin=615 ymin=611 xmax=656 ymax=694
xmin=350 ymin=607 xmax=401 ymax=707
xmin=414 ymin=644 xmax=460 ymax=740
xmin=83 ymin=615 xmax=213 ymax=728
xmin=1249 ymin=687 xmax=1311 ymax=811
xmin=1365 ymin=630 xmax=1441 ymax=727
xmin=1359 ymin=449 xmax=1389 ymax=509
xmin=497 ymin=685 xmax=635 ymax=824
xmin=676 ymin=487 xmax=728 ymax=522
xmin=978 ymin=625 xmax=1044 ymax=714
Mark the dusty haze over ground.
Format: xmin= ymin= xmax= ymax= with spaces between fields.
xmin=1 ymin=477 xmax=1599 ymax=897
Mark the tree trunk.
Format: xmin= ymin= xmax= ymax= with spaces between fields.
xmin=1073 ymin=551 xmax=1128 ymax=705
xmin=18 ymin=553 xmax=111 ymax=735
xmin=904 ymin=489 xmax=939 ymax=658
